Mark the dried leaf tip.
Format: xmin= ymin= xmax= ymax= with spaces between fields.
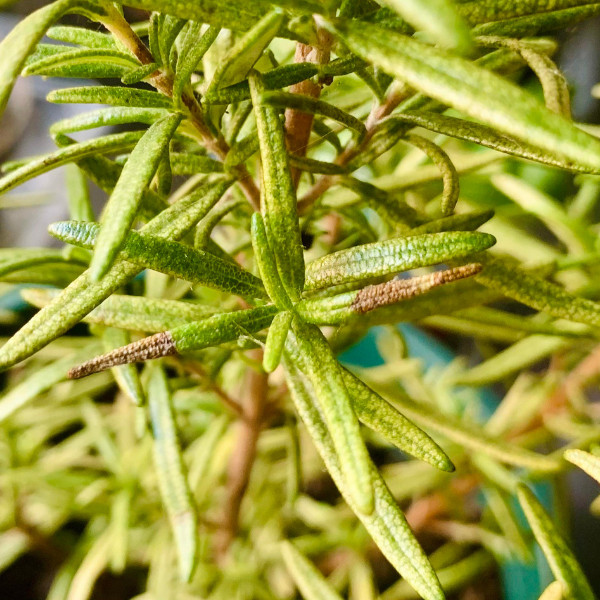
xmin=352 ymin=263 xmax=482 ymax=314
xmin=68 ymin=331 xmax=176 ymax=379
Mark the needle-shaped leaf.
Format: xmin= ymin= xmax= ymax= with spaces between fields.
xmin=305 ymin=231 xmax=495 ymax=290
xmin=380 ymin=0 xmax=473 ymax=54
xmin=564 ymin=449 xmax=600 ymax=485
xmin=47 ymin=85 xmax=173 ymax=108
xmin=205 ymin=63 xmax=320 ymax=105
xmin=170 ymin=153 xmax=223 ymax=175
xmin=517 ymin=484 xmax=595 ymax=600
xmin=89 ymin=113 xmax=182 ymax=281
xmin=0 ymin=248 xmax=86 ymax=278
xmin=0 ymin=176 xmax=233 ymax=370
xmin=0 ymin=0 xmax=92 ymax=116
xmin=23 ymin=48 xmax=141 ymax=78
xmin=22 ymin=288 xmax=216 ymax=333
xmin=280 ymin=541 xmax=344 ymax=600
xmin=388 ymin=111 xmax=597 ymax=173
xmin=147 ymin=363 xmax=198 ymax=582
xmin=50 ymin=220 xmax=265 ymax=300
xmin=0 ymin=131 xmax=145 ymax=196
xmin=103 ymin=327 xmax=145 ymax=405
xmin=46 ymin=25 xmax=117 ymax=49
xmin=250 ymin=213 xmax=291 ymax=309
xmin=263 ymin=310 xmax=293 ymax=373
xmin=476 ymin=257 xmax=600 ymax=327
xmin=261 ymin=91 xmax=367 ymax=141
xmin=472 ymin=5 xmax=600 ymax=37
xmin=65 ymin=164 xmax=94 ymax=221
xmin=50 ymin=107 xmax=173 ymax=136
xmin=173 ymin=23 xmax=219 ymax=106
xmin=249 ymin=71 xmax=305 ymax=300
xmin=367 ymin=386 xmax=561 ymax=472
xmin=405 ymin=134 xmax=459 ymax=215
xmin=453 ymin=334 xmax=570 ymax=386
xmin=330 ymin=18 xmax=600 ymax=174
xmin=283 ymin=351 xmax=444 ymax=600
xmin=342 ymin=369 xmax=454 ymax=472
xmin=112 ymin=0 xmax=266 ymax=31
xmin=291 ymin=319 xmax=374 ymax=515
xmin=206 ymin=10 xmax=284 ymax=127
xmin=67 ymin=305 xmax=279 ymax=378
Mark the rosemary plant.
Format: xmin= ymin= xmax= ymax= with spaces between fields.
xmin=1 ymin=1 xmax=600 ymax=599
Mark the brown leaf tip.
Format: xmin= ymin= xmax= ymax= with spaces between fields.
xmin=352 ymin=263 xmax=483 ymax=314
xmin=68 ymin=331 xmax=177 ymax=379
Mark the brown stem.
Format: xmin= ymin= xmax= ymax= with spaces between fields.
xmin=101 ymin=10 xmax=260 ymax=210
xmin=215 ymin=349 xmax=267 ymax=559
xmin=285 ymin=32 xmax=332 ymax=189
xmin=184 ymin=360 xmax=243 ymax=417
xmin=297 ymin=83 xmax=413 ymax=213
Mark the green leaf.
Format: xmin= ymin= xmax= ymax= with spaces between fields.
xmin=0 ymin=176 xmax=233 ymax=370
xmin=47 ymin=85 xmax=173 ymax=108
xmin=366 ymin=385 xmax=561 ymax=472
xmin=112 ymin=0 xmax=266 ymax=31
xmin=0 ymin=0 xmax=91 ymax=116
xmin=305 ymin=231 xmax=495 ymax=290
xmin=173 ymin=23 xmax=219 ymax=106
xmin=250 ymin=212 xmax=291 ymax=309
xmin=382 ymin=549 xmax=494 ymax=600
xmin=121 ymin=62 xmax=160 ymax=85
xmin=263 ymin=310 xmax=293 ymax=373
xmin=205 ymin=63 xmax=320 ymax=105
xmin=280 ymin=541 xmax=344 ymax=600
xmin=23 ymin=48 xmax=141 ymax=78
xmin=388 ymin=111 xmax=597 ymax=173
xmin=330 ymin=18 xmax=600 ymax=174
xmin=171 ymin=305 xmax=278 ymax=354
xmin=452 ymin=334 xmax=571 ymax=386
xmin=147 ymin=363 xmax=198 ymax=582
xmin=517 ymin=484 xmax=595 ymax=600
xmin=50 ymin=107 xmax=173 ymax=136
xmin=21 ymin=288 xmax=216 ymax=333
xmin=404 ymin=134 xmax=459 ymax=215
xmin=249 ymin=71 xmax=305 ymax=300
xmin=65 ymin=164 xmax=94 ymax=222
xmin=291 ymin=320 xmax=374 ymax=515
xmin=341 ymin=369 xmax=454 ymax=472
xmin=170 ymin=153 xmax=224 ymax=175
xmin=283 ymin=353 xmax=444 ymax=600
xmin=0 ymin=248 xmax=86 ymax=278
xmin=89 ymin=113 xmax=183 ymax=281
xmin=0 ymin=131 xmax=144 ymax=196
xmin=50 ymin=220 xmax=265 ymax=300
xmin=0 ymin=343 xmax=101 ymax=422
xmin=410 ymin=209 xmax=495 ymax=235
xmin=459 ymin=0 xmax=599 ymax=26
xmin=476 ymin=257 xmax=600 ymax=327
xmin=564 ymin=449 xmax=600 ymax=485
xmin=472 ymin=5 xmax=600 ymax=37
xmin=380 ymin=0 xmax=473 ymax=54
xmin=261 ymin=91 xmax=367 ymax=141
xmin=46 ymin=25 xmax=117 ymax=49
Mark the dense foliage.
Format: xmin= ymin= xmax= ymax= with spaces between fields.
xmin=1 ymin=1 xmax=600 ymax=599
